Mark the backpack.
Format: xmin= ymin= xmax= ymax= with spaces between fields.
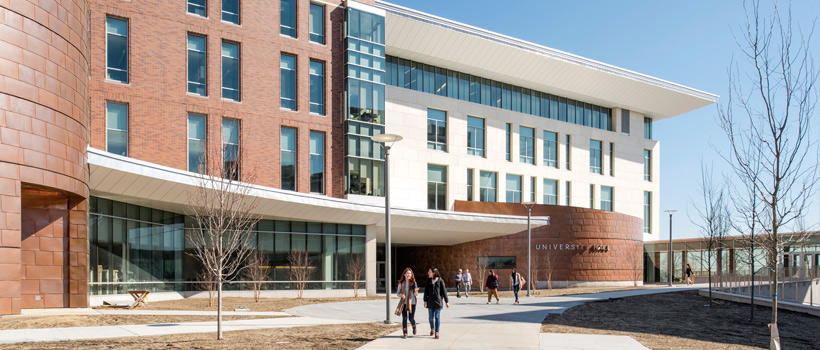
xmin=492 ymin=274 xmax=499 ymax=288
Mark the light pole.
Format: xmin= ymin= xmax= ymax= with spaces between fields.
xmin=521 ymin=202 xmax=536 ymax=297
xmin=665 ymin=209 xmax=677 ymax=287
xmin=372 ymin=133 xmax=402 ymax=325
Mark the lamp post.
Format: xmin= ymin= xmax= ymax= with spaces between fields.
xmin=521 ymin=202 xmax=536 ymax=297
xmin=665 ymin=209 xmax=677 ymax=287
xmin=372 ymin=133 xmax=403 ymax=324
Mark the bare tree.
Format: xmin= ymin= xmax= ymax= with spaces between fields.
xmin=196 ymin=268 xmax=217 ymax=307
xmin=628 ymin=246 xmax=644 ymax=287
xmin=287 ymin=249 xmax=312 ymax=299
xmin=542 ymin=252 xmax=557 ymax=290
xmin=718 ymin=0 xmax=818 ymax=329
xmin=690 ymin=163 xmax=732 ymax=306
xmin=186 ymin=142 xmax=261 ymax=340
xmin=243 ymin=250 xmax=270 ymax=302
xmin=347 ymin=254 xmax=365 ymax=297
xmin=476 ymin=252 xmax=489 ymax=292
xmin=529 ymin=252 xmax=540 ymax=292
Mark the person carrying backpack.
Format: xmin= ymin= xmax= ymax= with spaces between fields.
xmin=486 ymin=270 xmax=500 ymax=304
xmin=423 ymin=267 xmax=449 ymax=339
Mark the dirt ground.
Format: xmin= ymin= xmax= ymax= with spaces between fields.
xmin=0 ymin=315 xmax=278 ymax=330
xmin=130 ymin=296 xmax=386 ymax=312
xmin=541 ymin=290 xmax=820 ymax=350
xmin=451 ymin=285 xmax=647 ymax=299
xmin=0 ymin=322 xmax=399 ymax=350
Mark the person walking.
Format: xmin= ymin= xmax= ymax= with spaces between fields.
xmin=510 ymin=268 xmax=526 ymax=304
xmin=685 ymin=264 xmax=694 ymax=285
xmin=424 ymin=267 xmax=449 ymax=339
xmin=485 ymin=270 xmax=500 ymax=304
xmin=454 ymin=269 xmax=463 ymax=298
xmin=463 ymin=269 xmax=472 ymax=298
xmin=397 ymin=267 xmax=419 ymax=339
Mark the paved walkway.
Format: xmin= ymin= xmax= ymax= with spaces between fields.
xmin=287 ymin=285 xmax=705 ymax=350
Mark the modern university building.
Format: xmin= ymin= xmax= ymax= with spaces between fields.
xmin=0 ymin=0 xmax=717 ymax=315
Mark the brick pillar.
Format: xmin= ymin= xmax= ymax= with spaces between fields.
xmin=0 ymin=177 xmax=22 ymax=315
xmin=68 ymin=198 xmax=88 ymax=308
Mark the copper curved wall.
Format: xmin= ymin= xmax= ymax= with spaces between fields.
xmin=395 ymin=202 xmax=644 ymax=289
xmin=0 ymin=0 xmax=89 ymax=315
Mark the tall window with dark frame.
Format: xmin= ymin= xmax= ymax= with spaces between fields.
xmin=589 ymin=139 xmax=602 ymax=174
xmin=106 ymin=102 xmax=128 ymax=156
xmin=188 ymin=0 xmax=207 ymax=17
xmin=309 ymin=60 xmax=324 ymax=115
xmin=505 ymin=174 xmax=522 ymax=203
xmin=565 ymin=181 xmax=571 ymax=206
xmin=281 ymin=127 xmax=297 ymax=191
xmin=427 ymin=165 xmax=447 ymax=210
xmin=505 ymin=123 xmax=512 ymax=161
xmin=543 ymin=130 xmax=557 ymax=168
xmin=187 ymin=34 xmax=207 ymax=96
xmin=187 ymin=113 xmax=207 ymax=174
xmin=519 ymin=126 xmax=535 ymax=164
xmin=589 ymin=184 xmax=595 ymax=209
xmin=644 ymin=191 xmax=652 ymax=233
xmin=601 ymin=186 xmax=613 ymax=211
xmin=106 ymin=17 xmax=128 ymax=83
xmin=427 ymin=109 xmax=447 ymax=151
xmin=644 ymin=117 xmax=653 ymax=139
xmin=309 ymin=131 xmax=324 ymax=193
xmin=467 ymin=168 xmax=474 ymax=201
xmin=309 ymin=3 xmax=324 ymax=44
xmin=644 ymin=149 xmax=652 ymax=181
xmin=609 ymin=142 xmax=615 ymax=176
xmin=281 ymin=54 xmax=297 ymax=110
xmin=479 ymin=171 xmax=496 ymax=202
xmin=222 ymin=0 xmax=239 ymax=24
xmin=467 ymin=116 xmax=485 ymax=157
xmin=222 ymin=118 xmax=240 ymax=180
xmin=529 ymin=176 xmax=536 ymax=203
xmin=221 ymin=41 xmax=240 ymax=101
xmin=565 ymin=134 xmax=571 ymax=170
xmin=543 ymin=179 xmax=557 ymax=205
xmin=280 ymin=0 xmax=296 ymax=37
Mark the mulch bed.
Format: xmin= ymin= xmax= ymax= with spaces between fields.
xmin=541 ymin=290 xmax=820 ymax=350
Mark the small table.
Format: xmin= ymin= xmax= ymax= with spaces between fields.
xmin=128 ymin=290 xmax=150 ymax=309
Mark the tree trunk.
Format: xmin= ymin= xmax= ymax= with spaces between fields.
xmin=771 ymin=266 xmax=778 ymax=325
xmin=217 ymin=275 xmax=223 ymax=340
xmin=708 ymin=255 xmax=713 ymax=306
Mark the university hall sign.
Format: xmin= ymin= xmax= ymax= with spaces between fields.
xmin=535 ymin=243 xmax=611 ymax=253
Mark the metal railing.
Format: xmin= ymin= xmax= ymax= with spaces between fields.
xmin=713 ymin=266 xmax=819 ymax=307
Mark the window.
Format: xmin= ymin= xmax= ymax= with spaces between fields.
xmin=467 ymin=169 xmax=474 ymax=201
xmin=106 ymin=17 xmax=128 ymax=83
xmin=506 ymin=174 xmax=522 ymax=203
xmin=427 ymin=109 xmax=447 ymax=151
xmin=505 ymin=123 xmax=512 ymax=161
xmin=529 ymin=177 xmax=536 ymax=203
xmin=187 ymin=34 xmax=207 ymax=96
xmin=222 ymin=118 xmax=240 ymax=180
xmin=621 ymin=109 xmax=630 ymax=134
xmin=644 ymin=117 xmax=653 ymax=139
xmin=644 ymin=191 xmax=652 ymax=233
xmin=565 ymin=135 xmax=571 ymax=170
xmin=479 ymin=171 xmax=496 ymax=202
xmin=188 ymin=0 xmax=207 ymax=17
xmin=477 ymin=256 xmax=516 ymax=270
xmin=589 ymin=184 xmax=595 ymax=209
xmin=609 ymin=142 xmax=615 ymax=176
xmin=187 ymin=113 xmax=207 ymax=173
xmin=221 ymin=41 xmax=240 ymax=101
xmin=309 ymin=3 xmax=324 ymax=44
xmin=565 ymin=181 xmax=571 ymax=206
xmin=467 ymin=116 xmax=485 ymax=157
xmin=222 ymin=0 xmax=239 ymax=24
xmin=543 ymin=179 xmax=557 ymax=205
xmin=427 ymin=165 xmax=447 ymax=210
xmin=281 ymin=54 xmax=297 ymax=110
xmin=309 ymin=131 xmax=324 ymax=193
xmin=589 ymin=139 xmax=602 ymax=174
xmin=281 ymin=127 xmax=297 ymax=191
xmin=309 ymin=60 xmax=324 ymax=114
xmin=644 ymin=150 xmax=652 ymax=181
xmin=280 ymin=0 xmax=296 ymax=37
xmin=106 ymin=102 xmax=128 ymax=156
xmin=601 ymin=186 xmax=613 ymax=211
xmin=543 ymin=131 xmax=557 ymax=168
xmin=519 ymin=126 xmax=535 ymax=164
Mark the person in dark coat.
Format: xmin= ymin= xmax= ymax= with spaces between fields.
xmin=423 ymin=267 xmax=449 ymax=339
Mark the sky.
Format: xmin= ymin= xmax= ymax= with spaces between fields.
xmin=385 ymin=0 xmax=820 ymax=239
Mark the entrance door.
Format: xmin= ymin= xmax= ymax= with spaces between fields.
xmin=377 ymin=261 xmax=386 ymax=292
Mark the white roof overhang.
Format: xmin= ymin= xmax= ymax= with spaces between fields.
xmin=376 ymin=1 xmax=718 ymax=120
xmin=88 ymin=148 xmax=547 ymax=246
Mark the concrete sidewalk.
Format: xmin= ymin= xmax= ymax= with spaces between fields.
xmin=0 ymin=316 xmax=366 ymax=344
xmin=287 ymin=285 xmax=703 ymax=350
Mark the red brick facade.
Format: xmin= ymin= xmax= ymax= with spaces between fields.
xmin=395 ymin=201 xmax=644 ymax=289
xmin=0 ymin=0 xmax=90 ymax=315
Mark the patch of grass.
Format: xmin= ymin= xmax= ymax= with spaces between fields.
xmin=0 ymin=315 xmax=280 ymax=330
